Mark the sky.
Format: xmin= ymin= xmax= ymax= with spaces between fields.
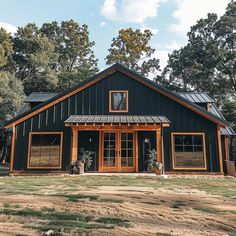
xmin=0 ymin=0 xmax=230 ymax=72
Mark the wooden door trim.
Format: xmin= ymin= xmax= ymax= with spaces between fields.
xmin=99 ymin=130 xmax=136 ymax=172
xmin=100 ymin=131 xmax=117 ymax=172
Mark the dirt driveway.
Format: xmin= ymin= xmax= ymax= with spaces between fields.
xmin=0 ymin=175 xmax=235 ymax=236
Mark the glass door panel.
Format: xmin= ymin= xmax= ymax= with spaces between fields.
xmin=120 ymin=132 xmax=134 ymax=170
xmin=100 ymin=131 xmax=135 ymax=172
xmin=103 ymin=132 xmax=116 ymax=167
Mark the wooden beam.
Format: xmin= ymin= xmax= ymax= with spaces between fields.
xmin=156 ymin=129 xmax=162 ymax=175
xmin=66 ymin=124 xmax=162 ymax=131
xmin=217 ymin=126 xmax=223 ymax=174
xmin=162 ymin=123 xmax=170 ymax=127
xmin=161 ymin=129 xmax=165 ymax=174
xmin=9 ymin=124 xmax=15 ymax=172
xmin=224 ymin=136 xmax=229 ymax=161
xmin=71 ymin=127 xmax=78 ymax=162
xmin=135 ymin=131 xmax=138 ymax=172
xmin=165 ymin=172 xmax=223 ymax=176
xmin=156 ymin=130 xmax=162 ymax=163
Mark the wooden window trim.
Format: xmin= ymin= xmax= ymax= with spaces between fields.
xmin=27 ymin=132 xmax=63 ymax=169
xmin=171 ymin=132 xmax=207 ymax=170
xmin=109 ymin=90 xmax=128 ymax=113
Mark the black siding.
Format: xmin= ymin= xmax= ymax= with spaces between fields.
xmin=13 ymin=71 xmax=220 ymax=172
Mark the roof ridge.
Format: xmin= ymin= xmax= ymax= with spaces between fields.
xmin=4 ymin=63 xmax=229 ymax=128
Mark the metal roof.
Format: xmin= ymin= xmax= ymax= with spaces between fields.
xmin=24 ymin=92 xmax=57 ymax=103
xmin=65 ymin=115 xmax=170 ymax=125
xmin=211 ymin=104 xmax=235 ymax=136
xmin=179 ymin=92 xmax=214 ymax=103
xmin=179 ymin=93 xmax=235 ymax=136
xmin=18 ymin=103 xmax=31 ymax=115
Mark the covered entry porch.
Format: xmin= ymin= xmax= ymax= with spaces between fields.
xmin=65 ymin=115 xmax=170 ymax=173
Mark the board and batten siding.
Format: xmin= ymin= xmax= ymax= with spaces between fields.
xmin=13 ymin=71 xmax=220 ymax=172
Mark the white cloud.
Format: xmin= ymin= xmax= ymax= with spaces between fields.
xmin=100 ymin=0 xmax=118 ymax=21
xmin=163 ymin=41 xmax=181 ymax=51
xmin=152 ymin=41 xmax=181 ymax=72
xmin=0 ymin=22 xmax=17 ymax=34
xmin=170 ymin=0 xmax=229 ymax=35
xmin=156 ymin=50 xmax=169 ymax=71
xmin=100 ymin=21 xmax=107 ymax=27
xmin=100 ymin=0 xmax=161 ymax=23
xmin=140 ymin=25 xmax=158 ymax=35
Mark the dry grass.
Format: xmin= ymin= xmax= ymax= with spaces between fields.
xmin=0 ymin=175 xmax=235 ymax=236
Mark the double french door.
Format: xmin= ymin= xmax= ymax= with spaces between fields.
xmin=100 ymin=131 xmax=136 ymax=172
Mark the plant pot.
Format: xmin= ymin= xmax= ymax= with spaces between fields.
xmin=79 ymin=162 xmax=84 ymax=174
xmin=225 ymin=160 xmax=236 ymax=177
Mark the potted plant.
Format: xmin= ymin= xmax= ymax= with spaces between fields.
xmin=146 ymin=149 xmax=163 ymax=174
xmin=69 ymin=148 xmax=94 ymax=175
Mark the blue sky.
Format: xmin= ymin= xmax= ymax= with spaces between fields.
xmin=0 ymin=0 xmax=230 ymax=73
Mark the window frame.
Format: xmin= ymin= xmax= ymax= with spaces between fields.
xmin=27 ymin=132 xmax=63 ymax=169
xmin=109 ymin=90 xmax=128 ymax=113
xmin=171 ymin=132 xmax=207 ymax=170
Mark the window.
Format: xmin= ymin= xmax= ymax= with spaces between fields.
xmin=172 ymin=133 xmax=206 ymax=170
xmin=28 ymin=132 xmax=63 ymax=168
xmin=109 ymin=90 xmax=128 ymax=112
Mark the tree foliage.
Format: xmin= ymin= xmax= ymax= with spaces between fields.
xmin=0 ymin=72 xmax=25 ymax=126
xmin=0 ymin=28 xmax=13 ymax=69
xmin=10 ymin=20 xmax=98 ymax=93
xmin=41 ymin=20 xmax=98 ymax=89
xmin=12 ymin=23 xmax=58 ymax=81
xmin=160 ymin=1 xmax=236 ymax=104
xmin=106 ymin=28 xmax=160 ymax=77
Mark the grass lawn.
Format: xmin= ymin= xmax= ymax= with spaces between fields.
xmin=0 ymin=164 xmax=9 ymax=176
xmin=0 ymin=175 xmax=236 ymax=235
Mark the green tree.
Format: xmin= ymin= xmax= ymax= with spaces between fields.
xmin=160 ymin=1 xmax=236 ymax=104
xmin=12 ymin=23 xmax=59 ymax=94
xmin=23 ymin=69 xmax=58 ymax=95
xmin=0 ymin=72 xmax=25 ymax=126
xmin=0 ymin=28 xmax=13 ymax=69
xmin=40 ymin=20 xmax=98 ymax=89
xmin=13 ymin=23 xmax=58 ymax=81
xmin=106 ymin=28 xmax=160 ymax=77
xmin=221 ymin=100 xmax=236 ymax=161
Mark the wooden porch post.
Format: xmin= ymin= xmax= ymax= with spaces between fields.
xmin=135 ymin=131 xmax=138 ymax=172
xmin=156 ymin=128 xmax=162 ymax=175
xmin=156 ymin=129 xmax=162 ymax=163
xmin=71 ymin=127 xmax=78 ymax=162
xmin=217 ymin=126 xmax=223 ymax=174
xmin=224 ymin=136 xmax=229 ymax=161
xmin=10 ymin=124 xmax=15 ymax=172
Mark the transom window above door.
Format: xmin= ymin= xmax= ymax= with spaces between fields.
xmin=109 ymin=90 xmax=128 ymax=112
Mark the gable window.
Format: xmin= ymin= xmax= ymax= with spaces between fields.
xmin=109 ymin=90 xmax=128 ymax=112
xmin=28 ymin=132 xmax=63 ymax=169
xmin=171 ymin=133 xmax=206 ymax=170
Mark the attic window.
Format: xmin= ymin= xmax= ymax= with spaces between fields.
xmin=109 ymin=90 xmax=128 ymax=112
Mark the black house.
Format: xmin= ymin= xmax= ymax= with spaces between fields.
xmin=4 ymin=64 xmax=234 ymax=175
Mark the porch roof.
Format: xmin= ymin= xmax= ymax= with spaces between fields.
xmin=65 ymin=115 xmax=170 ymax=125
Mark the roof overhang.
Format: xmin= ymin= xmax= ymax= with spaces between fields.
xmin=65 ymin=115 xmax=170 ymax=129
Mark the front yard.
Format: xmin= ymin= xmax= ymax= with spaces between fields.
xmin=0 ymin=175 xmax=236 ymax=236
